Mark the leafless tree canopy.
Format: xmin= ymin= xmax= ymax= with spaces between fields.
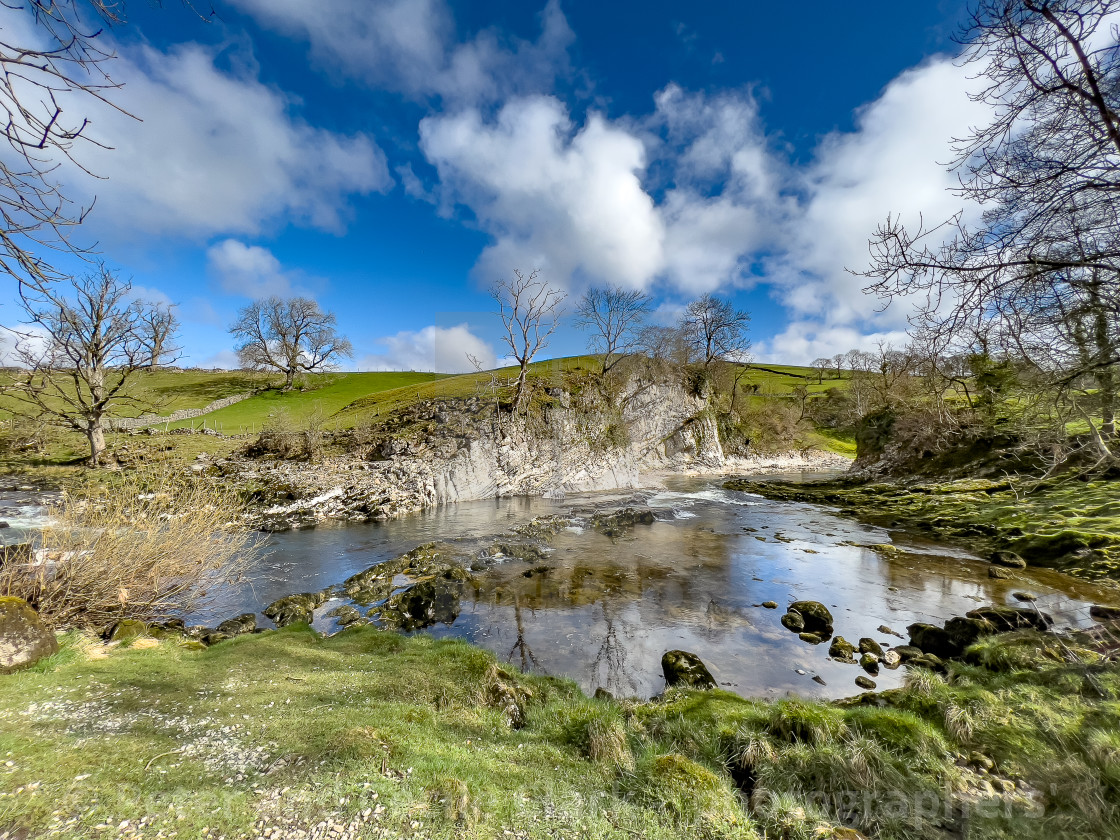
xmin=862 ymin=0 xmax=1120 ymax=446
xmin=230 ymin=296 xmax=353 ymax=390
xmin=4 ymin=264 xmax=173 ymax=464
xmin=574 ymin=286 xmax=650 ymax=374
xmin=139 ymin=301 xmax=180 ymax=370
xmin=680 ymin=293 xmax=751 ymax=367
xmin=0 ymin=0 xmax=131 ymax=289
xmin=491 ymin=269 xmax=565 ymax=414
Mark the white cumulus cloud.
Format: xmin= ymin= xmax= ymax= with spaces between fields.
xmin=361 ymin=324 xmax=496 ymax=373
xmin=63 ymin=41 xmax=391 ymax=240
xmin=206 ymin=239 xmax=314 ymax=299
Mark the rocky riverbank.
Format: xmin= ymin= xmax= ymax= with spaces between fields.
xmin=213 ymin=378 xmax=850 ymax=532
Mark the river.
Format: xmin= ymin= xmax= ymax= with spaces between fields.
xmin=174 ymin=472 xmax=1117 ymax=701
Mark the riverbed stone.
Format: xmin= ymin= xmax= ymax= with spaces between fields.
xmin=877 ymin=624 xmax=903 ymax=638
xmin=216 ymin=613 xmax=257 ymax=637
xmin=988 ymin=566 xmax=1015 ymax=579
xmin=761 ymin=601 xmax=778 ymax=609
xmin=966 ymin=605 xmax=1052 ymax=632
xmin=907 ymin=623 xmax=959 ymax=659
xmin=263 ymin=593 xmax=323 ymax=628
xmin=780 ymin=611 xmax=805 ymax=633
xmin=661 ymin=649 xmax=716 ymax=690
xmin=0 ymin=597 xmax=57 ymax=673
xmin=854 ymin=675 xmax=877 ymax=690
xmin=881 ymin=649 xmax=901 ymax=669
xmin=326 ymin=605 xmax=362 ymax=626
xmin=858 ymin=637 xmax=884 ymax=657
xmin=1090 ymin=604 xmax=1120 ymax=623
xmin=990 ymin=551 xmax=1027 ymax=569
xmin=892 ymin=645 xmax=923 ymax=662
xmin=860 ymin=652 xmax=880 ymax=674
xmin=788 ymin=600 xmax=833 ymax=634
xmin=828 ymin=636 xmax=857 ymax=662
xmin=944 ymin=616 xmax=995 ymax=651
xmin=798 ymin=632 xmax=823 ymax=644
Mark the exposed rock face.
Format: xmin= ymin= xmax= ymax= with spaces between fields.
xmin=0 ymin=597 xmax=57 ymax=673
xmin=661 ymin=649 xmax=716 ymax=690
xmin=237 ymin=378 xmax=848 ymax=532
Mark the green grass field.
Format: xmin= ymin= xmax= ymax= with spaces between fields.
xmin=2 ymin=624 xmax=1118 ymax=839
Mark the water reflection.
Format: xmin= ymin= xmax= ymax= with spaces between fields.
xmin=200 ymin=475 xmax=1119 ymax=701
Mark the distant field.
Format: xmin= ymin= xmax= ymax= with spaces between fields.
xmin=167 ymin=371 xmax=453 ymax=433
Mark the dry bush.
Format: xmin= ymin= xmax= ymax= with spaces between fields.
xmin=249 ymin=405 xmax=326 ymax=461
xmin=0 ymin=467 xmax=259 ymax=629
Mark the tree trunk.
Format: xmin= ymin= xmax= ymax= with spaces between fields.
xmin=1101 ymin=364 xmax=1116 ymax=438
xmin=86 ymin=421 xmax=106 ymax=467
xmin=283 ymin=368 xmax=296 ymax=391
xmin=514 ymin=364 xmax=529 ymax=414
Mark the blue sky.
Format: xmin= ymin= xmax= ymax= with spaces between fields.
xmin=2 ymin=0 xmax=989 ymax=370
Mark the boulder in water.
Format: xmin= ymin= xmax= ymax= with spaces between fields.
xmin=858 ymin=637 xmax=883 ymax=657
xmin=788 ymin=600 xmax=833 ymax=634
xmin=828 ymin=636 xmax=857 ymax=662
xmin=263 ymin=593 xmax=323 ymax=628
xmin=780 ymin=611 xmax=805 ymax=633
xmin=326 ymin=605 xmax=363 ymax=626
xmin=0 ymin=597 xmax=57 ymax=673
xmin=965 ymin=605 xmax=1051 ymax=632
xmin=854 ymin=675 xmax=877 ymax=690
xmin=661 ymin=649 xmax=716 ymax=690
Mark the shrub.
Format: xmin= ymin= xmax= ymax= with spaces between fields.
xmin=0 ymin=466 xmax=259 ymax=629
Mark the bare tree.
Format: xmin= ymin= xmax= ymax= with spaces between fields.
xmin=862 ymin=1 xmax=1120 ymax=450
xmin=810 ymin=357 xmax=831 ymax=384
xmin=230 ymin=296 xmax=353 ymax=391
xmin=680 ymin=294 xmax=751 ymax=368
xmin=4 ymin=265 xmax=164 ymax=465
xmin=490 ymin=269 xmax=565 ymax=414
xmin=139 ymin=302 xmax=180 ymax=371
xmin=574 ymin=286 xmax=650 ymax=374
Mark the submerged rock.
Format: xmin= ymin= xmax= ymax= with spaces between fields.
xmin=591 ymin=507 xmax=655 ymax=536
xmin=0 ymin=597 xmax=58 ymax=673
xmin=988 ymin=566 xmax=1015 ymax=579
xmin=788 ymin=600 xmax=833 ymax=634
xmin=661 ymin=649 xmax=716 ymax=690
xmin=376 ymin=577 xmax=462 ymax=631
xmin=761 ymin=601 xmax=778 ymax=609
xmin=990 ymin=550 xmax=1027 ymax=569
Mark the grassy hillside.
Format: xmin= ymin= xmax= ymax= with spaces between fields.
xmin=2 ymin=624 xmax=1118 ymax=839
xmin=166 ymin=371 xmax=453 ymax=433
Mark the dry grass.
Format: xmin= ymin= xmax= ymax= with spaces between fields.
xmin=0 ymin=466 xmax=259 ymax=629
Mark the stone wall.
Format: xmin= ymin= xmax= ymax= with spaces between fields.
xmin=108 ymin=392 xmax=252 ymax=431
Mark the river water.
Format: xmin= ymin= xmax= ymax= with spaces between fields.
xmin=177 ymin=473 xmax=1118 ymax=701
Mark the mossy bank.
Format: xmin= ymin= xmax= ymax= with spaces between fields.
xmin=3 ymin=622 xmax=1120 ymax=839
xmin=725 ymin=476 xmax=1120 ymax=583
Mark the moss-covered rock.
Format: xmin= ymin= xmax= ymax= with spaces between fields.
xmin=0 ymin=596 xmax=57 ymax=673
xmin=216 ymin=613 xmax=257 ymax=637
xmin=263 ymin=593 xmax=325 ymax=628
xmin=661 ymin=649 xmax=716 ymax=690
xmin=965 ymin=605 xmax=1051 ymax=632
xmin=1090 ymin=604 xmax=1120 ymax=622
xmin=788 ymin=600 xmax=833 ymax=634
xmin=990 ymin=550 xmax=1027 ymax=569
xmin=798 ymin=632 xmax=823 ymax=644
xmin=326 ymin=605 xmax=362 ymax=626
xmin=854 ymin=675 xmax=877 ymax=690
xmin=858 ymin=637 xmax=883 ymax=657
xmin=828 ymin=636 xmax=857 ymax=662
xmin=106 ymin=619 xmax=150 ymax=643
xmin=780 ymin=610 xmax=805 ymax=632
xmin=907 ymin=623 xmax=959 ymax=659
